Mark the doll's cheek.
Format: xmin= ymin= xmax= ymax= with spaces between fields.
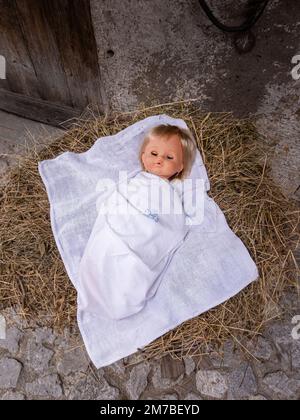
xmin=141 ymin=153 xmax=147 ymax=167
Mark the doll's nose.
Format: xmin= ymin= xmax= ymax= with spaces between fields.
xmin=155 ymin=156 xmax=163 ymax=165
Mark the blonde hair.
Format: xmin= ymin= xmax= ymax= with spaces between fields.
xmin=139 ymin=124 xmax=197 ymax=181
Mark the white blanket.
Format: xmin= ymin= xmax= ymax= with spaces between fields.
xmin=38 ymin=114 xmax=259 ymax=368
xmin=78 ymin=171 xmax=190 ymax=320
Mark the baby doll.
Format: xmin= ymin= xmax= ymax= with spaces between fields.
xmin=139 ymin=124 xmax=197 ymax=182
xmin=78 ymin=124 xmax=198 ymax=320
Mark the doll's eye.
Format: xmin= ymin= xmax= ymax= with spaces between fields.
xmin=167 ymin=156 xmax=174 ymax=160
xmin=151 ymin=151 xmax=158 ymax=156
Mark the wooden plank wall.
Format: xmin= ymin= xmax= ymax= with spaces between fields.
xmin=0 ymin=0 xmax=104 ymax=126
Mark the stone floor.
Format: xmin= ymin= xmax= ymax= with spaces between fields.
xmin=0 ymin=111 xmax=299 ymax=400
xmin=0 ymin=291 xmax=299 ymax=400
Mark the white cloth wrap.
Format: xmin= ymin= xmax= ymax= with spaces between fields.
xmin=78 ymin=171 xmax=189 ymax=320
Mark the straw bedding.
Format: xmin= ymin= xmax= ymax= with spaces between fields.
xmin=0 ymin=102 xmax=299 ymax=360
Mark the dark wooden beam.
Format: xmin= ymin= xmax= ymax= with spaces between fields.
xmin=0 ymin=89 xmax=83 ymax=128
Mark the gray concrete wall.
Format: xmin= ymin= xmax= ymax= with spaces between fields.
xmin=90 ymin=0 xmax=300 ymax=198
xmin=90 ymin=0 xmax=298 ymax=115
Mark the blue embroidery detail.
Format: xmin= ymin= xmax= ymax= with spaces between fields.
xmin=144 ymin=209 xmax=159 ymax=223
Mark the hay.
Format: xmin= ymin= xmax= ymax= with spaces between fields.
xmin=0 ymin=102 xmax=299 ymax=361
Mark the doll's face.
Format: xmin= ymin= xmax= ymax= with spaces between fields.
xmin=141 ymin=134 xmax=184 ymax=180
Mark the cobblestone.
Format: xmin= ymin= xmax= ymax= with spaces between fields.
xmin=0 ymin=358 xmax=22 ymax=389
xmin=228 ymin=363 xmax=257 ymax=399
xmin=152 ymin=362 xmax=185 ymax=390
xmin=125 ymin=362 xmax=151 ymax=400
xmin=262 ymin=372 xmax=300 ymax=400
xmin=65 ymin=372 xmax=120 ymax=400
xmin=56 ymin=346 xmax=89 ymax=376
xmin=25 ymin=374 xmax=63 ymax=399
xmin=183 ymin=357 xmax=196 ymax=376
xmin=196 ymin=370 xmax=228 ymax=399
xmin=25 ymin=338 xmax=54 ymax=374
xmin=0 ymin=327 xmax=23 ymax=355
xmin=248 ymin=337 xmax=274 ymax=362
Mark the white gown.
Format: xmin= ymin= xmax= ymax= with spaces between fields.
xmin=78 ymin=171 xmax=190 ymax=320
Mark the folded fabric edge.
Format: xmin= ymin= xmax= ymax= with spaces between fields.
xmin=38 ymin=162 xmax=79 ymax=289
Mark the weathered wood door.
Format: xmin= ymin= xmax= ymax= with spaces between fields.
xmin=0 ymin=0 xmax=105 ymax=126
